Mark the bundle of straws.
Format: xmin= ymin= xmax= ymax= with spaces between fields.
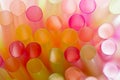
xmin=0 ymin=0 xmax=120 ymax=80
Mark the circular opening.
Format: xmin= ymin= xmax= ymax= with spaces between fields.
xmin=26 ymin=6 xmax=43 ymax=22
xmin=9 ymin=41 xmax=25 ymax=57
xmin=80 ymin=45 xmax=96 ymax=60
xmin=27 ymin=58 xmax=42 ymax=73
xmin=64 ymin=46 xmax=80 ymax=63
xmin=101 ymin=39 xmax=116 ymax=56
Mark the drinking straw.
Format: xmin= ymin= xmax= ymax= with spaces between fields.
xmin=9 ymin=41 xmax=29 ymax=65
xmin=38 ymin=0 xmax=47 ymax=14
xmin=46 ymin=15 xmax=62 ymax=47
xmin=10 ymin=0 xmax=27 ymax=28
xmin=27 ymin=58 xmax=50 ymax=80
xmin=0 ymin=25 xmax=5 ymax=59
xmin=0 ymin=25 xmax=7 ymax=56
xmin=34 ymin=29 xmax=52 ymax=69
xmin=46 ymin=15 xmax=62 ymax=32
xmin=109 ymin=0 xmax=120 ymax=14
xmin=61 ymin=28 xmax=79 ymax=50
xmin=91 ymin=0 xmax=112 ymax=28
xmin=112 ymin=15 xmax=120 ymax=28
xmin=26 ymin=42 xmax=42 ymax=58
xmin=26 ymin=5 xmax=44 ymax=32
xmin=113 ymin=71 xmax=120 ymax=80
xmin=9 ymin=41 xmax=25 ymax=58
xmin=64 ymin=46 xmax=83 ymax=69
xmin=34 ymin=29 xmax=51 ymax=46
xmin=49 ymin=73 xmax=64 ymax=80
xmin=0 ymin=56 xmax=4 ymax=67
xmin=97 ymin=74 xmax=108 ymax=80
xmin=49 ymin=48 xmax=68 ymax=74
xmin=103 ymin=62 xmax=119 ymax=80
xmin=100 ymin=39 xmax=116 ymax=60
xmin=0 ymin=10 xmax=15 ymax=59
xmin=0 ymin=0 xmax=13 ymax=11
xmin=44 ymin=0 xmax=61 ymax=20
xmin=4 ymin=57 xmax=31 ymax=80
xmin=78 ymin=27 xmax=94 ymax=42
xmin=98 ymin=23 xmax=114 ymax=39
xmin=65 ymin=66 xmax=86 ymax=80
xmin=0 ymin=68 xmax=13 ymax=80
xmin=64 ymin=46 xmax=80 ymax=63
xmin=26 ymin=5 xmax=43 ymax=22
xmin=0 ymin=10 xmax=15 ymax=47
xmin=0 ymin=4 xmax=1 ymax=10
xmin=85 ymin=76 xmax=98 ymax=80
xmin=79 ymin=0 xmax=96 ymax=14
xmin=114 ymin=26 xmax=120 ymax=40
xmin=15 ymin=24 xmax=33 ymax=45
xmin=61 ymin=0 xmax=76 ymax=14
xmin=68 ymin=14 xmax=85 ymax=31
xmin=80 ymin=44 xmax=101 ymax=76
xmin=21 ymin=0 xmax=38 ymax=8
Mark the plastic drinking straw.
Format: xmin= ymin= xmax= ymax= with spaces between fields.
xmin=46 ymin=15 xmax=62 ymax=32
xmin=85 ymin=76 xmax=98 ymax=80
xmin=34 ymin=29 xmax=52 ymax=69
xmin=26 ymin=5 xmax=43 ymax=22
xmin=26 ymin=42 xmax=42 ymax=58
xmin=103 ymin=62 xmax=119 ymax=80
xmin=34 ymin=29 xmax=51 ymax=46
xmin=100 ymin=39 xmax=116 ymax=61
xmin=79 ymin=0 xmax=96 ymax=14
xmin=9 ymin=41 xmax=25 ymax=58
xmin=0 ymin=4 xmax=1 ymax=11
xmin=0 ymin=68 xmax=13 ymax=80
xmin=78 ymin=27 xmax=94 ymax=42
xmin=44 ymin=0 xmax=61 ymax=21
xmin=113 ymin=71 xmax=120 ymax=80
xmin=112 ymin=15 xmax=120 ymax=28
xmin=61 ymin=0 xmax=76 ymax=15
xmin=15 ymin=24 xmax=33 ymax=45
xmin=0 ymin=25 xmax=6 ymax=59
xmin=64 ymin=46 xmax=83 ymax=69
xmin=9 ymin=41 xmax=29 ymax=65
xmin=61 ymin=0 xmax=77 ymax=29
xmin=49 ymin=73 xmax=64 ymax=80
xmin=91 ymin=0 xmax=112 ymax=28
xmin=80 ymin=44 xmax=101 ymax=76
xmin=64 ymin=46 xmax=80 ymax=63
xmin=49 ymin=48 xmax=69 ymax=74
xmin=46 ymin=15 xmax=62 ymax=47
xmin=97 ymin=74 xmax=108 ymax=80
xmin=38 ymin=0 xmax=47 ymax=14
xmin=0 ymin=11 xmax=15 ymax=47
xmin=109 ymin=0 xmax=120 ymax=14
xmin=0 ymin=0 xmax=13 ymax=11
xmin=0 ymin=56 xmax=4 ymax=67
xmin=0 ymin=10 xmax=15 ymax=59
xmin=4 ymin=57 xmax=31 ymax=80
xmin=10 ymin=0 xmax=27 ymax=28
xmin=61 ymin=28 xmax=79 ymax=50
xmin=98 ymin=23 xmax=114 ymax=39
xmin=26 ymin=5 xmax=44 ymax=32
xmin=21 ymin=0 xmax=38 ymax=8
xmin=27 ymin=58 xmax=50 ymax=80
xmin=68 ymin=14 xmax=85 ymax=31
xmin=114 ymin=26 xmax=120 ymax=40
xmin=65 ymin=66 xmax=86 ymax=80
